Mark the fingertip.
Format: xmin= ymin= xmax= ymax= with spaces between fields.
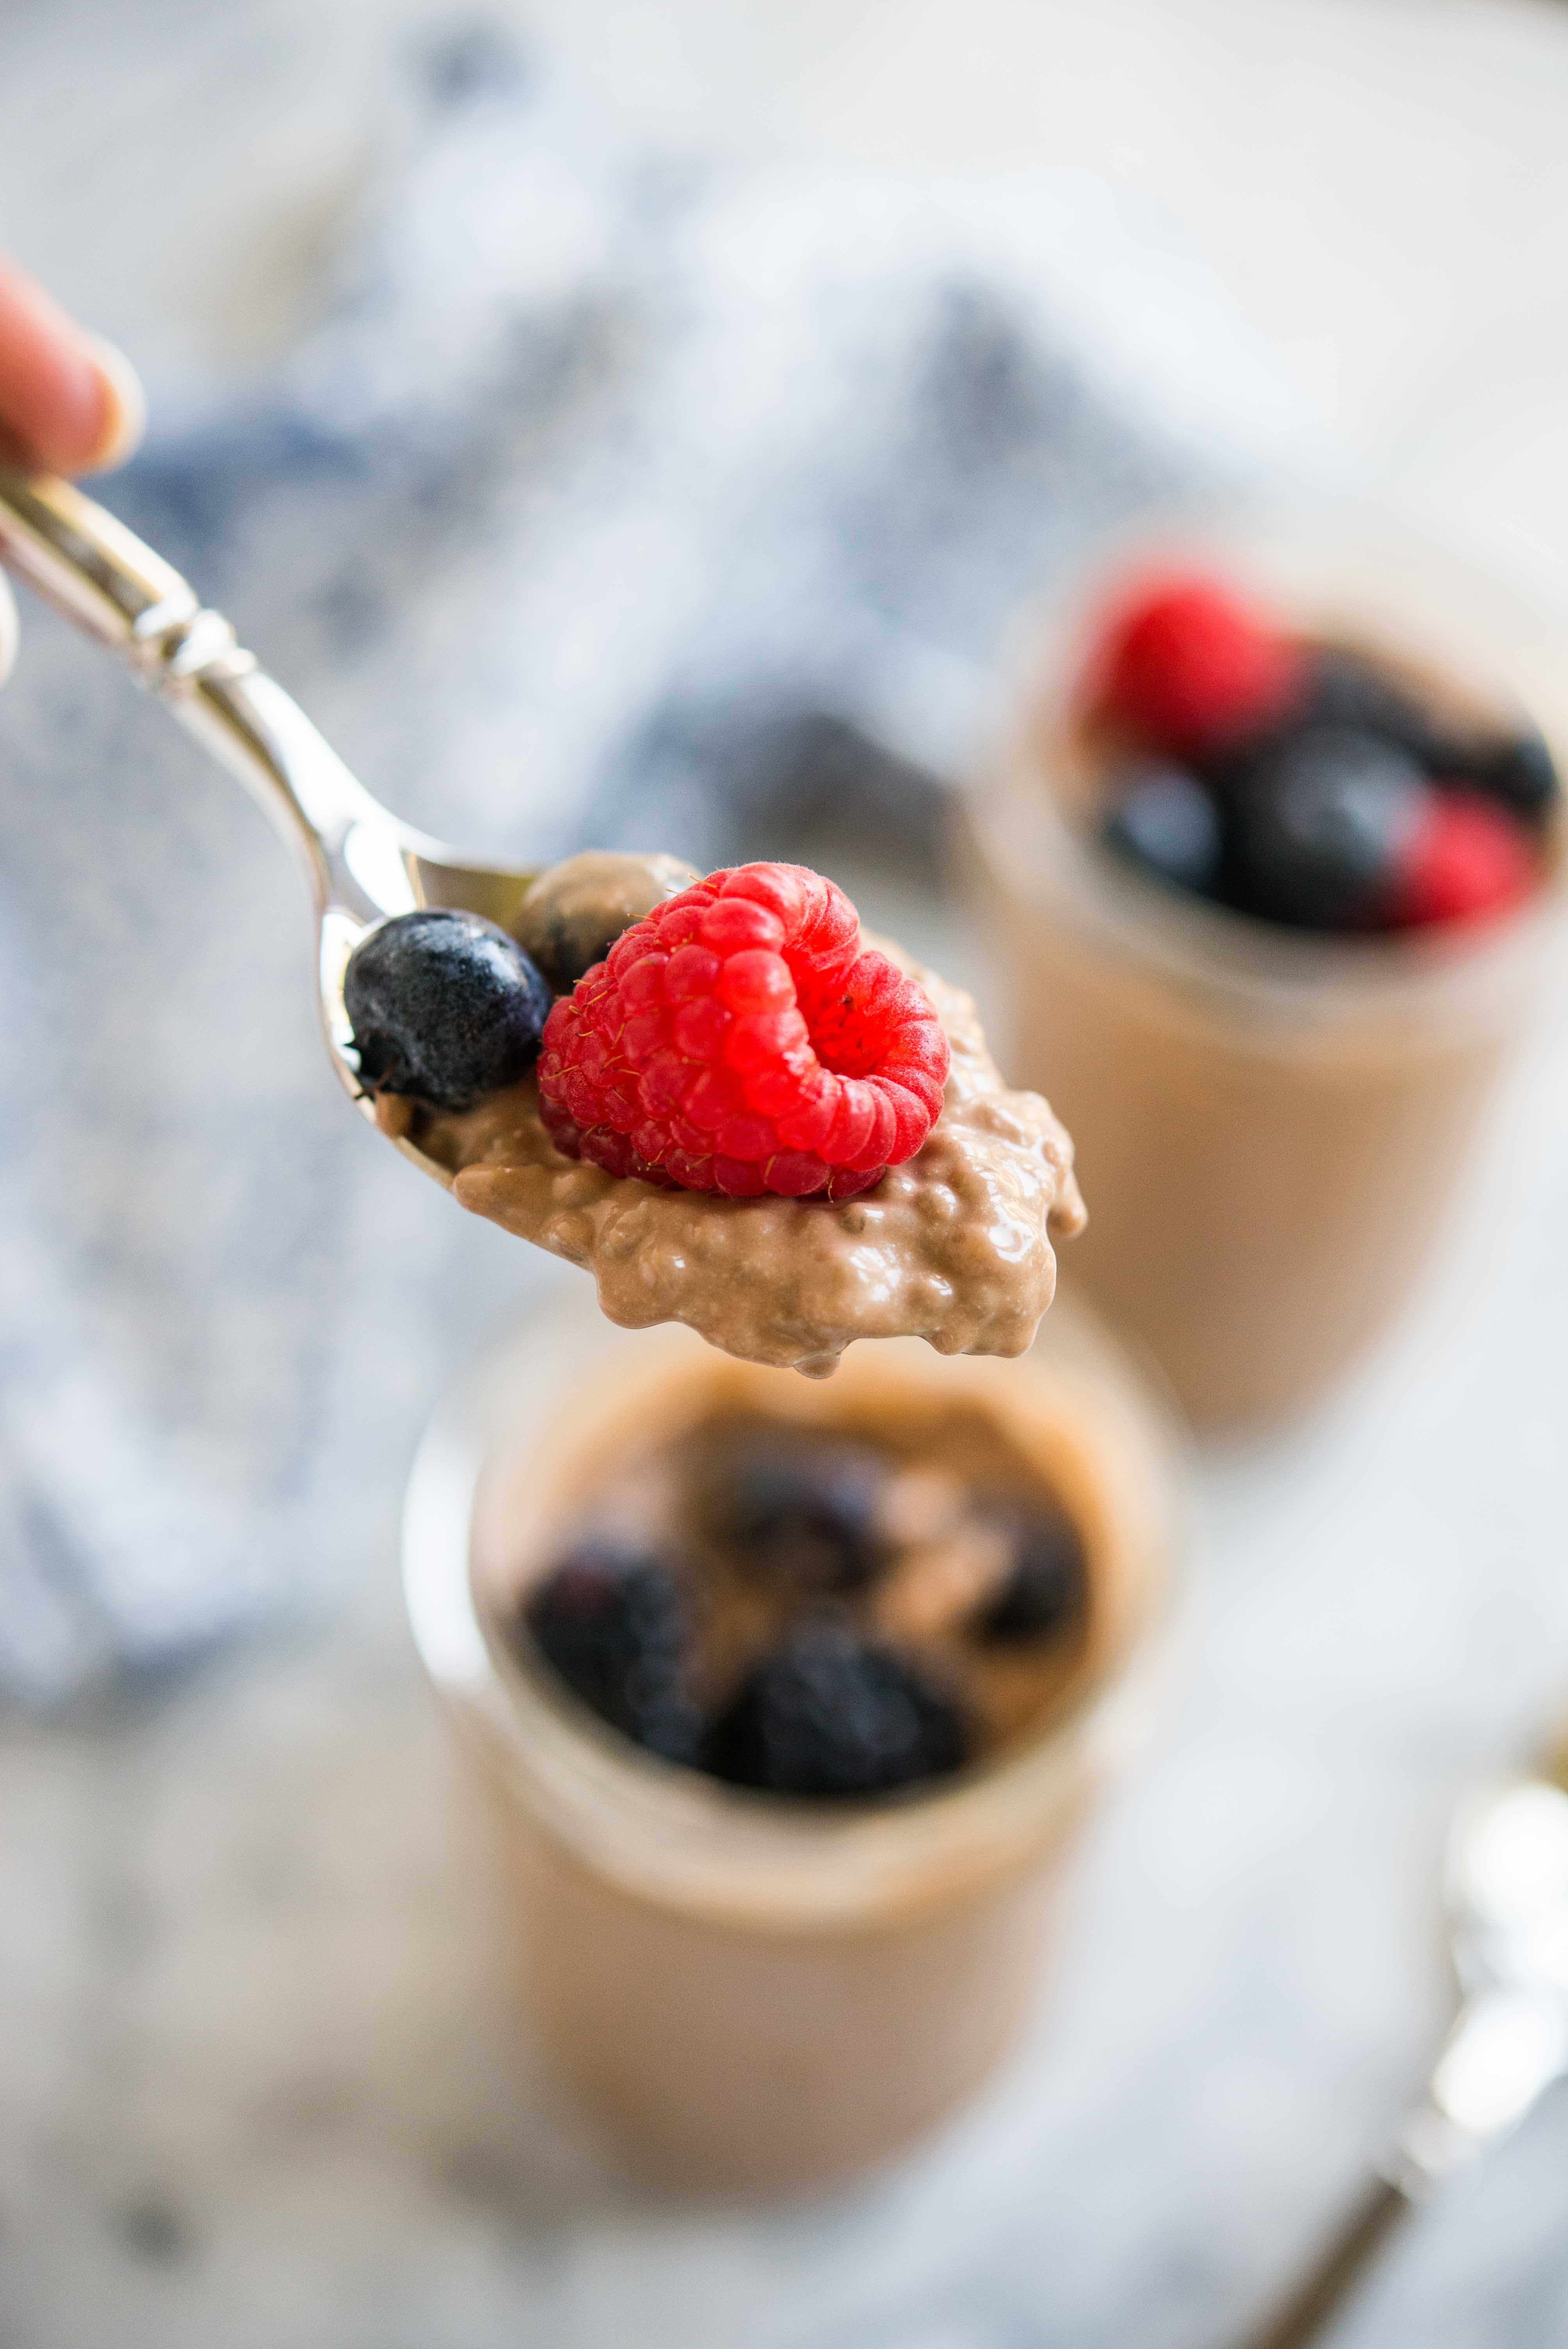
xmin=0 ymin=257 xmax=144 ymax=476
xmin=79 ymin=334 xmax=146 ymax=473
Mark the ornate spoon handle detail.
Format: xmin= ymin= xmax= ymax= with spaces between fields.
xmin=0 ymin=464 xmax=531 ymax=930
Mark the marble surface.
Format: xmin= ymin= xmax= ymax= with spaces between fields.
xmin=5 ymin=4 xmax=1568 ymax=2345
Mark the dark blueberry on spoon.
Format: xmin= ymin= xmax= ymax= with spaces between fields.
xmin=344 ymin=907 xmax=551 ymax=1112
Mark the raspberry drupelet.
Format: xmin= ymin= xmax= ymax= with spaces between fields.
xmin=536 ymin=862 xmax=950 ymax=1201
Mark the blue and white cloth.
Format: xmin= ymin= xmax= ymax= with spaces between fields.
xmin=0 ymin=28 xmax=1325 ymax=1699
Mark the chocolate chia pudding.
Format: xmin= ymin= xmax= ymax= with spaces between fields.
xmin=971 ymin=530 xmax=1568 ymax=1425
xmin=404 ymin=1291 xmax=1188 ymax=2187
xmin=364 ymin=854 xmax=1083 ymax=1377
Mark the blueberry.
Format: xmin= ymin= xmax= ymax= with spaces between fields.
xmin=1100 ymin=764 xmax=1225 ymax=896
xmin=709 ymin=1617 xmax=971 ymax=1799
xmin=974 ymin=1504 xmax=1088 ymax=1644
xmin=344 ymin=909 xmax=551 ymax=1113
xmin=1291 ymin=652 xmax=1559 ymax=826
xmin=1226 ymin=725 xmax=1432 ymax=930
xmin=1440 ymin=728 xmax=1560 ymax=825
xmin=1299 ymin=647 xmax=1440 ymax=759
xmin=718 ymin=1437 xmax=887 ymax=1593
xmin=520 ymin=1537 xmax=703 ymax=1766
xmin=1204 ymin=649 xmax=1447 ymax=801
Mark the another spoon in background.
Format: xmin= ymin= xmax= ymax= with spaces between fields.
xmin=1237 ymin=1718 xmax=1568 ymax=2349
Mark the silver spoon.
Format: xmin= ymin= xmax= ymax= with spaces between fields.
xmin=1237 ymin=1724 xmax=1568 ymax=2348
xmin=0 ymin=463 xmax=543 ymax=1194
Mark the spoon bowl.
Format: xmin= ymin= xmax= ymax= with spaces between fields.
xmin=1447 ymin=1769 xmax=1568 ymax=2003
xmin=0 ymin=463 xmax=1083 ymax=1379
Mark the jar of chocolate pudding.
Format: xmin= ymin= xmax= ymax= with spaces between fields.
xmin=403 ymin=1275 xmax=1190 ymax=2189
xmin=969 ymin=519 xmax=1568 ymax=1426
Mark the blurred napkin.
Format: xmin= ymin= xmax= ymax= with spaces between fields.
xmin=0 ymin=27 xmax=1327 ymax=1700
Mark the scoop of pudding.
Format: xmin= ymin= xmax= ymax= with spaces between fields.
xmin=514 ymin=849 xmax=700 ymax=992
xmin=491 ymin=1355 xmax=1108 ymax=1802
xmin=361 ymin=853 xmax=1084 ymax=1376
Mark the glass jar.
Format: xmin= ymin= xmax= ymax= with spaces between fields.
xmin=403 ymin=1277 xmax=1192 ymax=2189
xmin=968 ymin=515 xmax=1568 ymax=1426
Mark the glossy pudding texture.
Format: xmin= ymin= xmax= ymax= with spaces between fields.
xmin=373 ymin=853 xmax=1083 ymax=1378
xmin=488 ymin=1353 xmax=1117 ymax=1804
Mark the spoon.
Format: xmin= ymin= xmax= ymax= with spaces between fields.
xmin=0 ymin=462 xmax=1080 ymax=1381
xmin=1237 ymin=1721 xmax=1568 ymax=2348
xmin=0 ymin=463 xmax=542 ymax=1194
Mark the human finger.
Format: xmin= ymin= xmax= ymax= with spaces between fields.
xmin=0 ymin=254 xmax=144 ymax=474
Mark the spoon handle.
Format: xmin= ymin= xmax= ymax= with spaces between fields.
xmin=1236 ymin=1982 xmax=1568 ymax=2348
xmin=0 ymin=464 xmax=410 ymax=917
xmin=1235 ymin=2176 xmax=1410 ymax=2349
xmin=0 ymin=464 xmax=538 ymax=931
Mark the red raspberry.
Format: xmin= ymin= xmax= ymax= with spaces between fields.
xmin=1387 ymin=792 xmax=1536 ymax=929
xmin=1085 ymin=570 xmax=1307 ymax=756
xmin=535 ymin=863 xmax=950 ymax=1201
